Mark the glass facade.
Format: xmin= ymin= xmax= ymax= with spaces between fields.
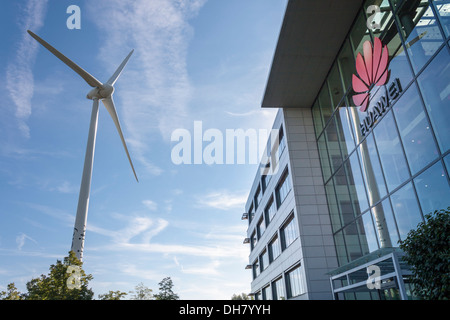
xmin=312 ymin=0 xmax=450 ymax=272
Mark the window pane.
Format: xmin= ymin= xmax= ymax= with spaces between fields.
xmin=346 ymin=152 xmax=370 ymax=214
xmin=390 ymin=182 xmax=423 ymax=240
xmin=287 ymin=266 xmax=305 ymax=298
xmin=327 ymin=62 xmax=345 ymax=108
xmin=269 ymin=235 xmax=281 ymax=262
xmin=260 ymin=250 xmax=269 ymax=271
xmin=371 ymin=198 xmax=401 ymax=248
xmin=335 ymin=104 xmax=356 ymax=160
xmin=319 ymin=82 xmax=333 ymax=126
xmin=272 ymin=278 xmax=285 ymax=300
xmin=312 ymin=100 xmax=323 ymax=137
xmin=392 ymin=83 xmax=439 ymax=175
xmin=373 ymin=110 xmax=410 ymax=191
xmin=334 ymin=166 xmax=356 ymax=224
xmin=262 ymin=286 xmax=272 ymax=300
xmin=318 ymin=134 xmax=331 ymax=181
xmin=253 ymin=260 xmax=260 ymax=279
xmin=433 ymin=0 xmax=450 ymax=37
xmin=265 ymin=197 xmax=276 ymax=226
xmin=358 ymin=134 xmax=388 ymax=205
xmin=276 ymin=170 xmax=291 ymax=207
xmin=396 ymin=0 xmax=444 ymax=73
xmin=334 ymin=230 xmax=349 ymax=266
xmin=414 ymin=161 xmax=450 ymax=215
xmin=417 ymin=45 xmax=450 ymax=153
xmin=326 ymin=179 xmax=343 ymax=232
xmin=257 ymin=217 xmax=266 ymax=238
xmin=325 ymin=118 xmax=343 ymax=174
xmin=337 ymin=38 xmax=356 ymax=91
xmin=281 ymin=215 xmax=298 ymax=249
xmin=350 ymin=11 xmax=372 ymax=58
xmin=361 ymin=212 xmax=380 ymax=253
xmin=342 ymin=219 xmax=366 ymax=261
xmin=251 ymin=230 xmax=257 ymax=250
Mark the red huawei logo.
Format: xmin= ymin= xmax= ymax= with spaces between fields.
xmin=352 ymin=37 xmax=390 ymax=112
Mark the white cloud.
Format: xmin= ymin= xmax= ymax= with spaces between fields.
xmin=86 ymin=0 xmax=207 ymax=178
xmin=196 ymin=190 xmax=248 ymax=211
xmin=142 ymin=200 xmax=158 ymax=211
xmin=5 ymin=0 xmax=48 ymax=138
xmin=16 ymin=233 xmax=38 ymax=251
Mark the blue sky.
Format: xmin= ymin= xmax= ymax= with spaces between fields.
xmin=0 ymin=0 xmax=287 ymax=299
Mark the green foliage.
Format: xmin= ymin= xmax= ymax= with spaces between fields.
xmin=153 ymin=277 xmax=179 ymax=300
xmin=0 ymin=283 xmax=24 ymax=300
xmin=98 ymin=290 xmax=128 ymax=300
xmin=231 ymin=293 xmax=252 ymax=300
xmin=24 ymin=251 xmax=94 ymax=300
xmin=128 ymin=282 xmax=153 ymax=300
xmin=399 ymin=207 xmax=450 ymax=300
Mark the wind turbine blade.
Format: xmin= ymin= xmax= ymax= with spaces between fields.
xmin=101 ymin=96 xmax=139 ymax=182
xmin=27 ymin=30 xmax=103 ymax=88
xmin=106 ymin=50 xmax=134 ymax=86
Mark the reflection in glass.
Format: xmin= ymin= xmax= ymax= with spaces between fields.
xmin=335 ymin=103 xmax=355 ymax=160
xmin=373 ymin=110 xmax=410 ymax=191
xmin=337 ymin=38 xmax=356 ymax=91
xmin=326 ymin=179 xmax=343 ymax=232
xmin=318 ymin=134 xmax=331 ymax=181
xmin=358 ymin=134 xmax=388 ymax=205
xmin=396 ymin=0 xmax=444 ymax=73
xmin=390 ymin=182 xmax=423 ymax=240
xmin=342 ymin=217 xmax=371 ymax=261
xmin=327 ymin=62 xmax=345 ymax=109
xmin=319 ymin=82 xmax=333 ymax=126
xmin=334 ymin=166 xmax=356 ymax=224
xmin=371 ymin=198 xmax=401 ymax=248
xmin=433 ymin=0 xmax=450 ymax=37
xmin=414 ymin=161 xmax=450 ymax=215
xmin=334 ymin=230 xmax=349 ymax=266
xmin=417 ymin=45 xmax=450 ymax=153
xmin=346 ymin=152 xmax=369 ymax=214
xmin=325 ymin=118 xmax=343 ymax=173
xmin=350 ymin=11 xmax=372 ymax=59
xmin=392 ymin=83 xmax=439 ymax=175
xmin=312 ymin=100 xmax=323 ymax=137
xmin=361 ymin=212 xmax=380 ymax=253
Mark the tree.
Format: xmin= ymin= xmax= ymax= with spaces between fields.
xmin=153 ymin=277 xmax=179 ymax=300
xmin=0 ymin=283 xmax=23 ymax=300
xmin=231 ymin=293 xmax=252 ymax=300
xmin=129 ymin=282 xmax=153 ymax=300
xmin=98 ymin=290 xmax=128 ymax=300
xmin=399 ymin=207 xmax=450 ymax=300
xmin=24 ymin=251 xmax=94 ymax=300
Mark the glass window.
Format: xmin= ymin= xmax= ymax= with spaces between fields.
xmin=392 ymin=83 xmax=439 ymax=175
xmin=396 ymin=0 xmax=444 ymax=73
xmin=350 ymin=11 xmax=372 ymax=59
xmin=276 ymin=169 xmax=292 ymax=207
xmin=358 ymin=134 xmax=388 ymax=205
xmin=337 ymin=38 xmax=356 ymax=91
xmin=342 ymin=218 xmax=369 ymax=261
xmin=361 ymin=212 xmax=380 ymax=253
xmin=260 ymin=249 xmax=269 ymax=272
xmin=269 ymin=235 xmax=281 ymax=262
xmin=373 ymin=110 xmax=410 ymax=191
xmin=334 ymin=166 xmax=356 ymax=225
xmin=262 ymin=285 xmax=272 ymax=300
xmin=325 ymin=118 xmax=343 ymax=173
xmin=272 ymin=277 xmax=285 ymax=300
xmin=346 ymin=152 xmax=370 ymax=214
xmin=334 ymin=230 xmax=349 ymax=266
xmin=319 ymin=82 xmax=333 ymax=126
xmin=327 ymin=62 xmax=345 ymax=108
xmin=335 ymin=103 xmax=356 ymax=160
xmin=390 ymin=182 xmax=423 ymax=240
xmin=433 ymin=0 xmax=450 ymax=37
xmin=251 ymin=230 xmax=257 ymax=250
xmin=371 ymin=198 xmax=401 ymax=248
xmin=257 ymin=217 xmax=266 ymax=239
xmin=281 ymin=214 xmax=298 ymax=249
xmin=414 ymin=160 xmax=450 ymax=215
xmin=326 ymin=179 xmax=343 ymax=232
xmin=417 ymin=45 xmax=450 ymax=153
xmin=318 ymin=134 xmax=331 ymax=181
xmin=248 ymin=204 xmax=254 ymax=224
xmin=254 ymin=291 xmax=261 ymax=300
xmin=312 ymin=99 xmax=324 ymax=137
xmin=264 ymin=196 xmax=276 ymax=226
xmin=286 ymin=265 xmax=305 ymax=298
xmin=252 ymin=260 xmax=260 ymax=279
xmin=277 ymin=126 xmax=286 ymax=159
xmin=254 ymin=186 xmax=262 ymax=210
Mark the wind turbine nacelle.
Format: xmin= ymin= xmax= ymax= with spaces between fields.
xmin=86 ymin=84 xmax=114 ymax=100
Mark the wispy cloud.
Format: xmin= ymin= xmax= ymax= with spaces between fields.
xmin=16 ymin=233 xmax=38 ymax=251
xmin=87 ymin=0 xmax=207 ymax=178
xmin=196 ymin=190 xmax=248 ymax=211
xmin=5 ymin=0 xmax=48 ymax=138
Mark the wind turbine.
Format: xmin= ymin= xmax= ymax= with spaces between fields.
xmin=28 ymin=30 xmax=138 ymax=262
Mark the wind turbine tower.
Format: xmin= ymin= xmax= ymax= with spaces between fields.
xmin=28 ymin=30 xmax=138 ymax=262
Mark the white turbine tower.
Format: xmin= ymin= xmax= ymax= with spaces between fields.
xmin=28 ymin=30 xmax=138 ymax=262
